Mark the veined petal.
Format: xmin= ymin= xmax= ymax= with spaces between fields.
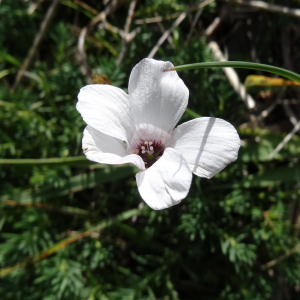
xmin=128 ymin=58 xmax=189 ymax=134
xmin=136 ymin=148 xmax=192 ymax=210
xmin=171 ymin=117 xmax=240 ymax=179
xmin=77 ymin=84 xmax=134 ymax=143
xmin=83 ymin=126 xmax=145 ymax=170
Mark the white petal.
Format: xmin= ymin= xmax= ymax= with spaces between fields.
xmin=171 ymin=117 xmax=240 ymax=179
xmin=83 ymin=126 xmax=145 ymax=170
xmin=128 ymin=58 xmax=189 ymax=134
xmin=77 ymin=84 xmax=134 ymax=143
xmin=136 ymin=148 xmax=192 ymax=210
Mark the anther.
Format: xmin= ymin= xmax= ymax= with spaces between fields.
xmin=141 ymin=146 xmax=145 ymax=150
xmin=142 ymin=150 xmax=146 ymax=154
xmin=150 ymin=146 xmax=153 ymax=150
xmin=149 ymin=141 xmax=153 ymax=145
xmin=144 ymin=141 xmax=148 ymax=145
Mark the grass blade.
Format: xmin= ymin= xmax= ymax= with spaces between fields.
xmin=165 ymin=61 xmax=300 ymax=84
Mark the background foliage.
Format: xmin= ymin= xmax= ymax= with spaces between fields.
xmin=1 ymin=0 xmax=300 ymax=299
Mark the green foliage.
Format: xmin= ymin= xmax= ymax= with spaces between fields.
xmin=1 ymin=0 xmax=300 ymax=299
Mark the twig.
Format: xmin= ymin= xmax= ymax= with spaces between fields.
xmin=78 ymin=27 xmax=92 ymax=83
xmin=261 ymin=243 xmax=300 ymax=270
xmin=68 ymin=24 xmax=103 ymax=47
xmin=116 ymin=0 xmax=138 ymax=66
xmin=27 ymin=0 xmax=45 ymax=15
xmin=186 ymin=8 xmax=203 ymax=43
xmin=207 ymin=41 xmax=256 ymax=109
xmin=148 ymin=0 xmax=215 ymax=58
xmin=77 ymin=0 xmax=122 ymax=83
xmin=148 ymin=12 xmax=187 ymax=58
xmin=73 ymin=0 xmax=99 ymax=15
xmin=135 ymin=12 xmax=181 ymax=24
xmin=219 ymin=0 xmax=300 ymax=19
xmin=12 ymin=0 xmax=60 ymax=91
xmin=259 ymin=101 xmax=277 ymax=119
xmin=135 ymin=0 xmax=215 ymax=24
xmin=283 ymin=102 xmax=298 ymax=126
xmin=277 ymin=99 xmax=300 ymax=105
xmin=269 ymin=120 xmax=300 ymax=159
xmin=204 ymin=7 xmax=228 ymax=37
xmin=155 ymin=12 xmax=175 ymax=48
xmin=258 ymin=89 xmax=285 ymax=121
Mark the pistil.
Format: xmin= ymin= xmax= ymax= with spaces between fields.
xmin=134 ymin=140 xmax=164 ymax=168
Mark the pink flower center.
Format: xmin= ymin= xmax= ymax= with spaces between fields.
xmin=133 ymin=140 xmax=164 ymax=168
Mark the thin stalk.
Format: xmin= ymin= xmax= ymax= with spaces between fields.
xmin=0 ymin=156 xmax=90 ymax=166
xmin=164 ymin=61 xmax=300 ymax=84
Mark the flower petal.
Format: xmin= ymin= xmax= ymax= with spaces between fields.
xmin=136 ymin=148 xmax=192 ymax=210
xmin=171 ymin=117 xmax=240 ymax=179
xmin=83 ymin=126 xmax=145 ymax=170
xmin=77 ymin=84 xmax=134 ymax=143
xmin=128 ymin=58 xmax=189 ymax=134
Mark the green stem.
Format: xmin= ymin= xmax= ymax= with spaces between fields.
xmin=165 ymin=61 xmax=300 ymax=84
xmin=0 ymin=156 xmax=90 ymax=166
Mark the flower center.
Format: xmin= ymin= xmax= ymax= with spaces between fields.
xmin=133 ymin=140 xmax=164 ymax=168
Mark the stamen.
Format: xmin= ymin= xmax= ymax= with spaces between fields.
xmin=134 ymin=139 xmax=165 ymax=168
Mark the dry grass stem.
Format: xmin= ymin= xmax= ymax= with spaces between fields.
xmin=116 ymin=0 xmax=138 ymax=66
xmin=261 ymin=243 xmax=300 ymax=270
xmin=155 ymin=12 xmax=175 ymax=48
xmin=136 ymin=0 xmax=215 ymax=24
xmin=269 ymin=120 xmax=300 ymax=159
xmin=73 ymin=0 xmax=99 ymax=15
xmin=148 ymin=12 xmax=187 ymax=58
xmin=12 ymin=0 xmax=60 ymax=91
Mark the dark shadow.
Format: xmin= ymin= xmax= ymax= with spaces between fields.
xmin=192 ymin=118 xmax=216 ymax=173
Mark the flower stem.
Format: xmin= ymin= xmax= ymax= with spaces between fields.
xmin=164 ymin=61 xmax=300 ymax=84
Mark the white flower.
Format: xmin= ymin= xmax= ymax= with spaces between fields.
xmin=77 ymin=58 xmax=240 ymax=210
